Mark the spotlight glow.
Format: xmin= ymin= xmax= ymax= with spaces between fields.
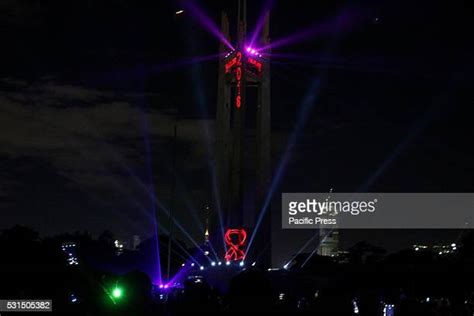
xmin=211 ymin=261 xmax=216 ymax=266
xmin=225 ymin=261 xmax=231 ymax=266
xmin=200 ymin=266 xmax=204 ymax=270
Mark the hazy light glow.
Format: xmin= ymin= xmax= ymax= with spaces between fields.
xmin=248 ymin=0 xmax=274 ymax=47
xmin=246 ymin=79 xmax=322 ymax=255
xmin=112 ymin=287 xmax=123 ymax=299
xmin=181 ymin=0 xmax=234 ymax=50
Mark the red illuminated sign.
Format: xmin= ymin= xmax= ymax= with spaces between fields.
xmin=225 ymin=56 xmax=238 ymax=73
xmin=235 ymin=52 xmax=242 ymax=109
xmin=224 ymin=52 xmax=243 ymax=109
xmin=247 ymin=57 xmax=263 ymax=73
xmin=224 ymin=228 xmax=247 ymax=261
xmin=224 ymin=51 xmax=264 ymax=109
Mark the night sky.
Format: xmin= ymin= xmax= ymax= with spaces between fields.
xmin=1 ymin=0 xmax=473 ymax=265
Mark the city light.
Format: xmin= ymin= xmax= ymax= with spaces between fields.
xmin=211 ymin=261 xmax=216 ymax=266
xmin=69 ymin=294 xmax=78 ymax=303
xmin=226 ymin=261 xmax=231 ymax=266
xmin=200 ymin=266 xmax=204 ymax=270
xmin=383 ymin=303 xmax=395 ymax=316
xmin=352 ymin=300 xmax=359 ymax=314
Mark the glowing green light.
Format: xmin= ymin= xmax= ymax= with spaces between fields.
xmin=112 ymin=287 xmax=123 ymax=299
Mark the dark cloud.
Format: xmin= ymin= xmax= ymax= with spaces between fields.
xmin=0 ymin=77 xmax=215 ymax=240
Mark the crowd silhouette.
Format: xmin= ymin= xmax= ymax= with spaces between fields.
xmin=1 ymin=225 xmax=474 ymax=315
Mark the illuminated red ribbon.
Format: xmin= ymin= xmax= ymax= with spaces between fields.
xmin=224 ymin=228 xmax=247 ymax=261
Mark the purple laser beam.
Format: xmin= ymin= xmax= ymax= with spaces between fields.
xmin=180 ymin=0 xmax=234 ymax=50
xmin=248 ymin=0 xmax=274 ymax=47
xmin=259 ymin=9 xmax=358 ymax=52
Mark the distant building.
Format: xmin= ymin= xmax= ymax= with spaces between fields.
xmin=317 ymin=189 xmax=339 ymax=257
xmin=204 ymin=206 xmax=210 ymax=246
xmin=335 ymin=250 xmax=350 ymax=263
xmin=318 ymin=229 xmax=339 ymax=257
xmin=132 ymin=235 xmax=141 ymax=251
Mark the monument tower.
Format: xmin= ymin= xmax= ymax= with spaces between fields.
xmin=214 ymin=0 xmax=272 ymax=266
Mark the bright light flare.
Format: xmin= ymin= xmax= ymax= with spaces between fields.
xmin=175 ymin=10 xmax=184 ymax=15
xmin=112 ymin=287 xmax=123 ymax=299
xmin=244 ymin=46 xmax=263 ymax=58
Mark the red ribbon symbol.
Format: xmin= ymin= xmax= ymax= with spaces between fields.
xmin=224 ymin=228 xmax=247 ymax=261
